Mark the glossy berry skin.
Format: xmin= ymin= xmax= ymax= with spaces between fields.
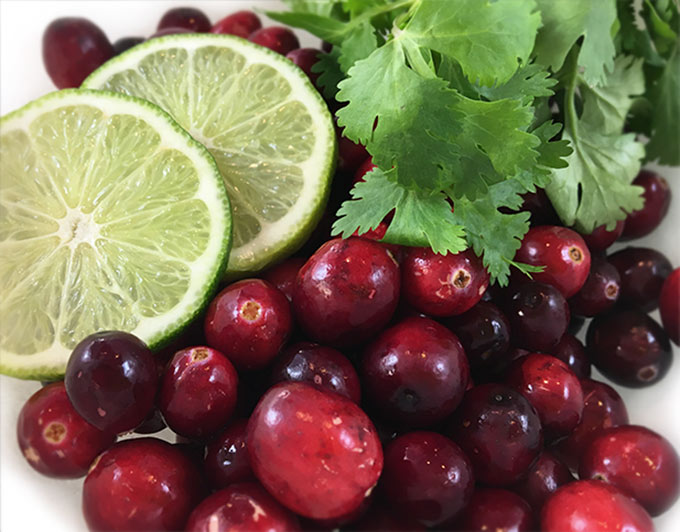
xmin=286 ymin=48 xmax=322 ymax=87
xmin=540 ymin=480 xmax=654 ymax=532
xmin=65 ymin=331 xmax=157 ymax=434
xmin=159 ymin=346 xmax=238 ymax=439
xmin=186 ymin=483 xmax=300 ymax=532
xmin=402 ymin=247 xmax=489 ymax=317
xmin=515 ymin=226 xmax=591 ymax=298
xmin=247 ymin=382 xmax=383 ymax=520
xmin=551 ymin=333 xmax=591 ymax=379
xmin=362 ymin=317 xmax=470 ymax=428
xmin=587 ymin=309 xmax=672 ymax=387
xmin=112 ymin=36 xmax=144 ymax=55
xmin=454 ymin=489 xmax=534 ymax=532
xmin=447 ymin=383 xmax=542 ymax=486
xmin=211 ymin=10 xmax=262 ymax=38
xmin=262 ymin=257 xmax=305 ymax=301
xmin=271 ymin=342 xmax=361 ymax=403
xmin=293 ymin=238 xmax=400 ymax=347
xmin=569 ymin=256 xmax=621 ymax=317
xmin=581 ymin=220 xmax=625 ymax=253
xmin=380 ymin=431 xmax=474 ymax=527
xmin=506 ymin=354 xmax=584 ymax=439
xmin=205 ymin=279 xmax=292 ymax=371
xmin=579 ymin=425 xmax=680 ymax=516
xmin=660 ymin=268 xmax=680 ymax=344
xmin=157 ymin=7 xmax=211 ymax=32
xmin=16 ymin=382 xmax=115 ymax=478
xmin=512 ymin=451 xmax=575 ymax=513
xmin=83 ymin=438 xmax=204 ymax=532
xmin=204 ymin=419 xmax=253 ymax=489
xmin=608 ymin=247 xmax=672 ymax=312
xmin=248 ymin=26 xmax=300 ymax=55
xmin=42 ymin=18 xmax=114 ymax=88
xmin=621 ymin=169 xmax=671 ymax=240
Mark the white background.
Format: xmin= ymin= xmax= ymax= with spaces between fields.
xmin=1 ymin=1 xmax=679 ymax=531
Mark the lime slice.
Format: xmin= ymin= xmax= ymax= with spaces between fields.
xmin=0 ymin=89 xmax=231 ymax=380
xmin=83 ymin=34 xmax=336 ymax=278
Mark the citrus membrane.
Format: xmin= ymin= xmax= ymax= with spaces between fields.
xmin=83 ymin=34 xmax=336 ymax=278
xmin=0 ymin=89 xmax=231 ymax=379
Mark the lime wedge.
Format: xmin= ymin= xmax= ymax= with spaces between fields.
xmin=0 ymin=89 xmax=231 ymax=380
xmin=83 ymin=34 xmax=336 ymax=278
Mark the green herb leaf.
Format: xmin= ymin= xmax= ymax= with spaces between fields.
xmin=475 ymin=63 xmax=556 ymax=105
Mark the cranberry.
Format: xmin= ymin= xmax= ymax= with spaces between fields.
xmin=660 ymin=267 xmax=680 ymax=344
xmin=148 ymin=27 xmax=194 ymax=39
xmin=262 ymin=257 xmax=305 ymax=301
xmin=83 ymin=438 xmax=204 ymax=531
xmin=514 ymin=226 xmax=591 ymax=298
xmin=551 ymin=333 xmax=591 ymax=379
xmin=621 ymin=169 xmax=671 ymax=239
xmin=352 ymin=221 xmax=403 ymax=261
xmin=553 ymin=379 xmax=629 ymax=471
xmin=212 ymin=10 xmax=262 ymax=37
xmin=512 ymin=451 xmax=575 ymax=513
xmin=581 ymin=220 xmax=625 ymax=252
xmin=157 ymin=7 xmax=211 ymax=32
xmin=159 ymin=346 xmax=238 ymax=438
xmin=112 ymin=36 xmax=144 ymax=55
xmin=354 ymin=157 xmax=376 ymax=184
xmin=447 ymin=383 xmax=542 ymax=486
xmin=42 ymin=17 xmax=114 ymax=88
xmin=293 ymin=237 xmax=400 ymax=347
xmin=453 ymin=488 xmax=534 ymax=531
xmin=362 ymin=316 xmax=470 ymax=428
xmin=205 ymin=279 xmax=292 ymax=371
xmin=540 ymin=480 xmax=654 ymax=532
xmin=608 ymin=247 xmax=672 ymax=312
xmin=586 ymin=309 xmax=672 ymax=387
xmin=64 ymin=331 xmax=157 ymax=434
xmin=271 ymin=342 xmax=361 ymax=403
xmin=569 ymin=256 xmax=621 ymax=316
xmin=203 ymin=419 xmax=253 ymax=488
xmin=352 ymin=501 xmax=426 ymax=531
xmin=247 ymin=382 xmax=383 ymax=520
xmin=301 ymin=497 xmax=372 ymax=530
xmin=337 ymin=132 xmax=370 ymax=172
xmin=380 ymin=431 xmax=474 ymax=527
xmin=248 ymin=26 xmax=300 ymax=55
xmin=286 ymin=48 xmax=322 ymax=86
xmin=518 ymin=188 xmax=560 ymax=226
xmin=579 ymin=425 xmax=680 ymax=516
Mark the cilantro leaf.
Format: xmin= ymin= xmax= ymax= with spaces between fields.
xmin=476 ymin=63 xmax=556 ymax=105
xmin=265 ymin=11 xmax=347 ymax=43
xmin=282 ymin=0 xmax=340 ymax=17
xmin=337 ymin=21 xmax=378 ymax=72
xmin=312 ymin=47 xmax=344 ymax=100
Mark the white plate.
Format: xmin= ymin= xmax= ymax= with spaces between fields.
xmin=1 ymin=1 xmax=679 ymax=530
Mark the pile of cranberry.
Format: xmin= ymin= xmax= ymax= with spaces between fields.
xmin=20 ymin=5 xmax=680 ymax=532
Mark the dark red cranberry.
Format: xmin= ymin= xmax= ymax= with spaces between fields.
xmin=204 ymin=419 xmax=253 ymax=489
xmin=506 ymin=353 xmax=584 ymax=439
xmin=211 ymin=10 xmax=262 ymax=37
xmin=186 ymin=483 xmax=300 ymax=531
xmin=352 ymin=220 xmax=403 ymax=261
xmin=608 ymin=247 xmax=672 ymax=312
xmin=83 ymin=438 xmax=204 ymax=531
xmin=515 ymin=226 xmax=591 ymax=298
xmin=159 ymin=346 xmax=238 ymax=439
xmin=205 ymin=279 xmax=292 ymax=370
xmin=621 ymin=169 xmax=671 ymax=240
xmin=502 ymin=281 xmax=569 ymax=352
xmin=380 ymin=431 xmax=474 ymax=527
xmin=64 ymin=331 xmax=157 ymax=434
xmin=292 ymin=237 xmax=400 ymax=347
xmin=112 ymin=36 xmax=144 ymax=55
xmin=133 ymin=408 xmax=166 ymax=434
xmin=581 ymin=220 xmax=625 ymax=252
xmin=454 ymin=489 xmax=534 ymax=531
xmin=579 ymin=425 xmax=679 ymax=516
xmin=552 ymin=379 xmax=629 ymax=471
xmin=512 ymin=451 xmax=575 ymax=513
xmin=271 ymin=342 xmax=361 ymax=403
xmin=148 ymin=27 xmax=194 ymax=39
xmin=660 ymin=267 xmax=680 ymax=344
xmin=286 ymin=48 xmax=322 ymax=86
xmin=247 ymin=382 xmax=383 ymax=520
xmin=353 ymin=157 xmax=376 ymax=185
xmin=362 ymin=317 xmax=470 ymax=428
xmin=569 ymin=256 xmax=621 ymax=316
xmin=337 ymin=132 xmax=370 ymax=172
xmin=262 ymin=257 xmax=305 ymax=301
xmin=16 ymin=382 xmax=115 ymax=478
xmin=157 ymin=7 xmax=211 ymax=32
xmin=248 ymin=26 xmax=300 ymax=55
xmin=540 ymin=480 xmax=654 ymax=532
xmin=352 ymin=501 xmax=426 ymax=531
xmin=447 ymin=383 xmax=542 ymax=486
xmin=586 ymin=309 xmax=672 ymax=387
xmin=489 ymin=347 xmax=531 ymax=380
xmin=518 ymin=188 xmax=560 ymax=227
xmin=551 ymin=333 xmax=591 ymax=379
xmin=301 ymin=496 xmax=372 ymax=530
xmin=42 ymin=18 xmax=114 ymax=88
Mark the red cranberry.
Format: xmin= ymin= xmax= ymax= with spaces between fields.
xmin=271 ymin=342 xmax=361 ymax=403
xmin=581 ymin=220 xmax=625 ymax=252
xmin=540 ymin=480 xmax=654 ymax=532
xmin=380 ymin=431 xmax=474 ymax=527
xmin=569 ymin=256 xmax=621 ymax=316
xmin=42 ymin=17 xmax=114 ymax=88
xmin=518 ymin=188 xmax=560 ymax=227
xmin=454 ymin=488 xmax=534 ymax=531
xmin=64 ymin=331 xmax=157 ymax=434
xmin=186 ymin=482 xmax=300 ymax=531
xmin=512 ymin=451 xmax=575 ymax=513
xmin=514 ymin=226 xmax=591 ymax=298
xmin=354 ymin=157 xmax=376 ymax=184
xmin=551 ymin=333 xmax=591 ymax=379
xmin=262 ymin=257 xmax=305 ymax=301
xmin=608 ymin=247 xmax=672 ymax=312
xmin=149 ymin=27 xmax=194 ymax=39
xmin=579 ymin=425 xmax=680 ymax=516
xmin=204 ymin=419 xmax=253 ymax=488
xmin=248 ymin=26 xmax=300 ymax=55
xmin=586 ymin=309 xmax=672 ymax=387
xmin=286 ymin=48 xmax=322 ymax=86
xmin=211 ymin=10 xmax=262 ymax=37
xmin=83 ymin=438 xmax=204 ymax=531
xmin=660 ymin=267 xmax=680 ymax=344
xmin=301 ymin=496 xmax=372 ymax=530
xmin=159 ymin=346 xmax=238 ymax=439
xmin=293 ymin=237 xmax=400 ymax=347
xmin=352 ymin=220 xmax=403 ymax=261
xmin=157 ymin=7 xmax=211 ymax=32
xmin=204 ymin=279 xmax=292 ymax=371
xmin=362 ymin=317 xmax=470 ymax=428
xmin=621 ymin=169 xmax=671 ymax=240
xmin=112 ymin=36 xmax=144 ymax=55
xmin=247 ymin=382 xmax=382 ymax=520
xmin=447 ymin=383 xmax=542 ymax=486
xmin=337 ymin=131 xmax=370 ymax=172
